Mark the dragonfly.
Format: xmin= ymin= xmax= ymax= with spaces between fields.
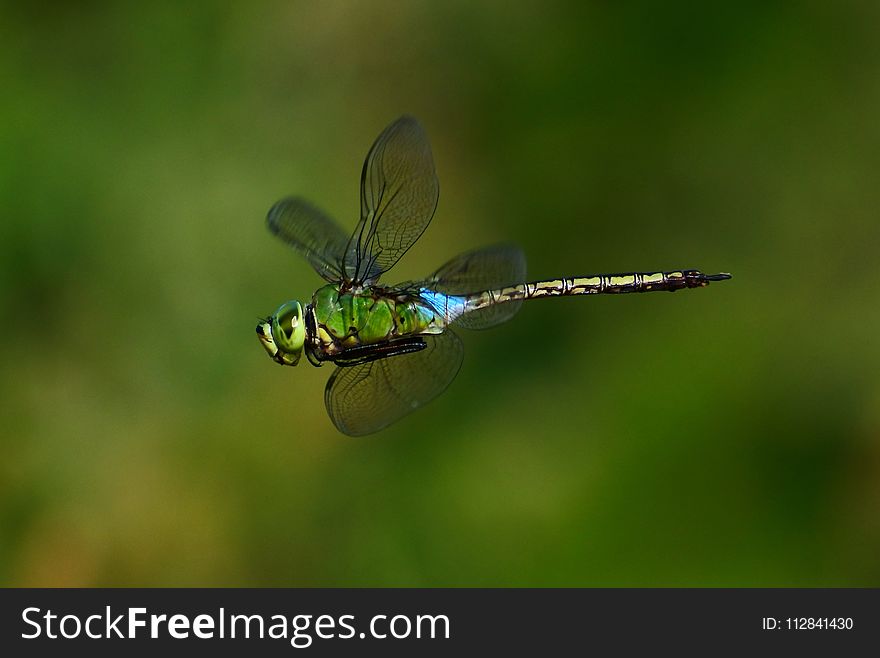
xmin=257 ymin=116 xmax=731 ymax=436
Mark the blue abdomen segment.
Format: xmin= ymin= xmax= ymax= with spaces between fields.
xmin=419 ymin=288 xmax=468 ymax=323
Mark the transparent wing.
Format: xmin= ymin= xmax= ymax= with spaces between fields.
xmin=267 ymin=197 xmax=349 ymax=282
xmin=325 ymin=331 xmax=463 ymax=436
xmin=345 ymin=116 xmax=440 ymax=284
xmin=421 ymin=244 xmax=527 ymax=330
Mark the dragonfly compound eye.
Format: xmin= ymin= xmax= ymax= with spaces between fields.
xmin=269 ymin=300 xmax=305 ymax=366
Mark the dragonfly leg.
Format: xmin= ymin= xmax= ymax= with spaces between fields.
xmin=331 ymin=337 xmax=427 ymax=367
xmin=306 ymin=346 xmax=325 ymax=367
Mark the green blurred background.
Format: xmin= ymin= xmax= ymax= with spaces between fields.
xmin=2 ymin=1 xmax=879 ymax=586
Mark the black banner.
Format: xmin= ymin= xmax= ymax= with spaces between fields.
xmin=0 ymin=589 xmax=875 ymax=654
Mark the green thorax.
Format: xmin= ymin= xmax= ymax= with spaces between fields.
xmin=309 ymin=283 xmax=445 ymax=356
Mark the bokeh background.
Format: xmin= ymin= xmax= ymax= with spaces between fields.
xmin=2 ymin=1 xmax=879 ymax=586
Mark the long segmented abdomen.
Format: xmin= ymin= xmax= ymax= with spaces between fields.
xmin=462 ymin=269 xmax=731 ymax=314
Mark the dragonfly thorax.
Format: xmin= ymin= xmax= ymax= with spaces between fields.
xmin=308 ymin=283 xmax=445 ymax=360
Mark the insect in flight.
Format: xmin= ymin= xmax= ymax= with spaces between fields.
xmin=257 ymin=116 xmax=731 ymax=436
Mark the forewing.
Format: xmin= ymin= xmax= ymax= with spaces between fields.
xmin=346 ymin=116 xmax=440 ymax=284
xmin=422 ymin=244 xmax=527 ymax=330
xmin=267 ymin=197 xmax=348 ymax=282
xmin=325 ymin=331 xmax=463 ymax=436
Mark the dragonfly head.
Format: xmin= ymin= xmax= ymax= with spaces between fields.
xmin=257 ymin=300 xmax=306 ymax=366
